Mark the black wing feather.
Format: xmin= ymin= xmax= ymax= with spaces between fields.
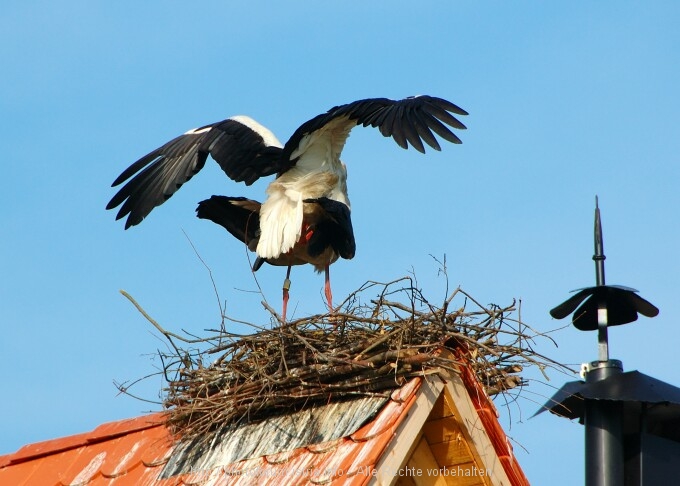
xmin=107 ymin=118 xmax=284 ymax=229
xmin=390 ymin=103 xmax=410 ymax=149
xmin=378 ymin=103 xmax=400 ymax=139
xmin=354 ymin=98 xmax=393 ymax=127
xmin=419 ymin=108 xmax=463 ymax=145
xmin=424 ymin=102 xmax=468 ymax=130
xmin=400 ymin=106 xmax=426 ymax=153
xmin=283 ymin=95 xmax=466 ymax=162
xmin=110 ymin=146 xmax=208 ymax=227
xmin=409 ymin=111 xmax=441 ymax=151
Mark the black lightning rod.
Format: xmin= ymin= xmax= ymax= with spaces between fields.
xmin=594 ymin=196 xmax=606 ymax=287
xmin=593 ymin=197 xmax=609 ymax=362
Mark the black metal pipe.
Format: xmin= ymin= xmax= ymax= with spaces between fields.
xmin=584 ymin=360 xmax=624 ymax=486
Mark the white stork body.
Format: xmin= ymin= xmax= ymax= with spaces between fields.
xmin=107 ymin=96 xmax=467 ymax=319
xmin=257 ymin=118 xmax=350 ymax=262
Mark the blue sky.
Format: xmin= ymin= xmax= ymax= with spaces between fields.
xmin=1 ymin=2 xmax=679 ymax=483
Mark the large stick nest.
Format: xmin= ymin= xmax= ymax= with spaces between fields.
xmin=121 ymin=276 xmax=569 ymax=443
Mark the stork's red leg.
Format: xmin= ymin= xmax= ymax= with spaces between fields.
xmin=324 ymin=265 xmax=333 ymax=313
xmin=282 ymin=265 xmax=292 ymax=322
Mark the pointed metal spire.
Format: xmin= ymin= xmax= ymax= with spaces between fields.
xmin=593 ymin=196 xmax=605 ymax=287
xmin=593 ymin=196 xmax=609 ymax=361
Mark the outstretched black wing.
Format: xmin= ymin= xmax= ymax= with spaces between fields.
xmin=107 ymin=117 xmax=283 ymax=229
xmin=280 ymin=95 xmax=468 ymax=169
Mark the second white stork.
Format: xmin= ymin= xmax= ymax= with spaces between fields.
xmin=107 ymin=96 xmax=467 ymax=320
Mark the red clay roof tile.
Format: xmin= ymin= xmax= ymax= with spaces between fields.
xmin=0 ymin=370 xmax=528 ymax=486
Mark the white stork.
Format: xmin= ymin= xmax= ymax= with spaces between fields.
xmin=107 ymin=96 xmax=467 ymax=320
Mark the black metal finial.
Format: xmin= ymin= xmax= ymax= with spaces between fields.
xmin=593 ymin=196 xmax=605 ymax=287
xmin=549 ymin=197 xmax=659 ymax=333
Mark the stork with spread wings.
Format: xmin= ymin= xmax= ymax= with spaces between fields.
xmin=107 ymin=96 xmax=468 ymax=320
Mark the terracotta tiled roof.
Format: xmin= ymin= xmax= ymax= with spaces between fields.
xmin=0 ymin=362 xmax=529 ymax=486
xmin=0 ymin=379 xmax=421 ymax=486
xmin=0 ymin=414 xmax=172 ymax=485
